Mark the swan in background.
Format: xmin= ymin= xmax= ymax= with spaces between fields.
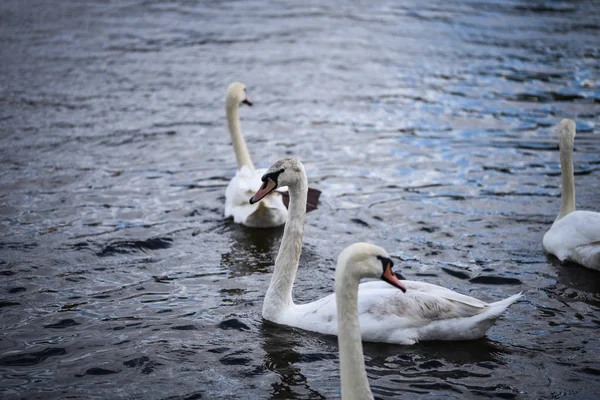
xmin=250 ymin=157 xmax=521 ymax=344
xmin=224 ymin=82 xmax=287 ymax=228
xmin=334 ymin=243 xmax=406 ymax=400
xmin=542 ymin=119 xmax=600 ymax=270
xmin=224 ymin=83 xmax=320 ymax=228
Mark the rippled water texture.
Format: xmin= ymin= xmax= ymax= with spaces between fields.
xmin=1 ymin=0 xmax=599 ymax=398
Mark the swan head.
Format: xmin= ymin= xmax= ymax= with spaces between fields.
xmin=226 ymin=82 xmax=252 ymax=107
xmin=249 ymin=157 xmax=305 ymax=204
xmin=558 ymin=119 xmax=575 ymax=149
xmin=336 ymin=243 xmax=407 ymax=292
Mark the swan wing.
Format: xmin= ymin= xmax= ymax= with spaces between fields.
xmin=282 ymin=281 xmax=518 ymax=344
xmin=360 ymin=280 xmax=488 ymax=308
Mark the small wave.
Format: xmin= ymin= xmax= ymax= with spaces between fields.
xmin=96 ymin=237 xmax=173 ymax=257
xmin=469 ymin=276 xmax=522 ymax=285
xmin=0 ymin=348 xmax=66 ymax=367
xmin=43 ymin=319 xmax=80 ymax=329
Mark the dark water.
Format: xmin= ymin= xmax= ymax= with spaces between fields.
xmin=1 ymin=0 xmax=599 ymax=398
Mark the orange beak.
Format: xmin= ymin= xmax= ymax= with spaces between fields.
xmin=382 ymin=263 xmax=407 ymax=293
xmin=249 ymin=178 xmax=277 ymax=204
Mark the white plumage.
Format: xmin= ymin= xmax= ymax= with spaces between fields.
xmin=250 ymin=158 xmax=521 ymax=345
xmin=223 ymin=83 xmax=288 ymax=228
xmin=542 ymin=119 xmax=600 ymax=270
xmin=278 ymin=280 xmax=521 ymax=345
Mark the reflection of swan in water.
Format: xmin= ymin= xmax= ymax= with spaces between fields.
xmin=219 ymin=221 xmax=321 ymax=278
xmin=258 ymin=309 xmax=508 ymax=400
xmin=259 ymin=322 xmax=509 ymax=400
xmin=380 ymin=338 xmax=508 ymax=365
xmin=542 ymin=119 xmax=600 ymax=271
xmin=545 ymin=255 xmax=600 ymax=301
xmin=259 ymin=321 xmax=327 ymax=400
xmin=220 ymin=222 xmax=283 ymax=277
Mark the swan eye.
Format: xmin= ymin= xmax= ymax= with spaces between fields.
xmin=262 ymin=168 xmax=285 ymax=183
xmin=376 ymin=255 xmax=393 ymax=271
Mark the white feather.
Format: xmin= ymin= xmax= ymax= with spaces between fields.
xmin=542 ymin=119 xmax=600 ymax=270
xmin=223 ymin=83 xmax=287 ymax=228
xmin=258 ymin=158 xmax=521 ymax=345
xmin=274 ymin=280 xmax=520 ymax=345
xmin=543 ymin=210 xmax=600 ymax=270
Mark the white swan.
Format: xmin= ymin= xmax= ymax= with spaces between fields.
xmin=250 ymin=157 xmax=521 ymax=344
xmin=335 ymin=243 xmax=406 ymax=400
xmin=542 ymin=119 xmax=600 ymax=270
xmin=224 ymin=82 xmax=288 ymax=228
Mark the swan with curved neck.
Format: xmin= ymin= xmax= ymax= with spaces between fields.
xmin=223 ymin=82 xmax=287 ymax=228
xmin=335 ymin=243 xmax=406 ymax=400
xmin=250 ymin=157 xmax=521 ymax=344
xmin=542 ymin=119 xmax=600 ymax=270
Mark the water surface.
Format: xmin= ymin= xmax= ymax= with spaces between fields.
xmin=1 ymin=0 xmax=599 ymax=398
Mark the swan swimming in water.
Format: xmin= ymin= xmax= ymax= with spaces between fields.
xmin=223 ymin=82 xmax=288 ymax=228
xmin=223 ymin=83 xmax=320 ymax=228
xmin=542 ymin=119 xmax=600 ymax=270
xmin=250 ymin=157 xmax=521 ymax=344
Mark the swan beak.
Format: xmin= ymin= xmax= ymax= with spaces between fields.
xmin=249 ymin=178 xmax=277 ymax=204
xmin=382 ymin=263 xmax=407 ymax=293
xmin=242 ymin=98 xmax=253 ymax=106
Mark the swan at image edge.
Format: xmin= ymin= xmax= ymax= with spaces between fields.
xmin=542 ymin=119 xmax=600 ymax=270
xmin=250 ymin=157 xmax=521 ymax=345
xmin=334 ymin=242 xmax=407 ymax=400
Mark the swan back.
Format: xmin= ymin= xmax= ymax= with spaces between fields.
xmin=543 ymin=210 xmax=600 ymax=270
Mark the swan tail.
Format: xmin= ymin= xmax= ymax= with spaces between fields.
xmin=446 ymin=292 xmax=522 ymax=341
xmin=483 ymin=292 xmax=522 ymax=320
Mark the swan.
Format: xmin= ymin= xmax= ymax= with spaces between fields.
xmin=224 ymin=82 xmax=288 ymax=228
xmin=250 ymin=157 xmax=521 ymax=344
xmin=335 ymin=242 xmax=406 ymax=400
xmin=542 ymin=119 xmax=600 ymax=270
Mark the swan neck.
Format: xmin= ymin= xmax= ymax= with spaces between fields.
xmin=335 ymin=267 xmax=374 ymax=400
xmin=226 ymin=99 xmax=254 ymax=170
xmin=262 ymin=176 xmax=308 ymax=320
xmin=558 ymin=138 xmax=575 ymax=220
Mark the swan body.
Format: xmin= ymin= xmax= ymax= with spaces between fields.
xmin=542 ymin=119 xmax=600 ymax=270
xmin=224 ymin=82 xmax=287 ymax=228
xmin=272 ymin=279 xmax=521 ymax=345
xmin=250 ymin=157 xmax=521 ymax=344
